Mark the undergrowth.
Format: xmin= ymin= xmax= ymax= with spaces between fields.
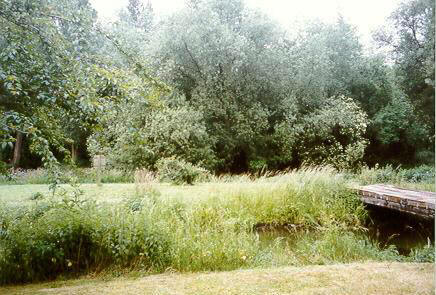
xmin=355 ymin=164 xmax=435 ymax=191
xmin=0 ymin=167 xmax=432 ymax=285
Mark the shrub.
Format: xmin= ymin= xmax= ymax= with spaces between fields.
xmin=0 ymin=194 xmax=170 ymax=284
xmin=88 ymin=104 xmax=217 ymax=171
xmin=400 ymin=165 xmax=434 ymax=183
xmin=275 ymin=96 xmax=368 ymax=170
xmin=357 ymin=164 xmax=435 ymax=185
xmin=30 ymin=192 xmax=45 ymax=201
xmin=248 ymin=159 xmax=267 ymax=174
xmin=156 ymin=157 xmax=207 ymax=185
xmin=406 ymin=243 xmax=435 ymax=263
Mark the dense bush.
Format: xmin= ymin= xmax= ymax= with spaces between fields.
xmin=156 ymin=157 xmax=207 ymax=185
xmin=275 ymin=96 xmax=368 ymax=170
xmin=357 ymin=165 xmax=435 ymax=185
xmin=88 ymin=103 xmax=217 ymax=171
xmin=0 ymin=197 xmax=170 ymax=284
xmin=400 ymin=165 xmax=435 ymax=183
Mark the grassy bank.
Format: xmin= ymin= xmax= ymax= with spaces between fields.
xmin=0 ymin=167 xmax=433 ymax=285
xmin=1 ymin=262 xmax=433 ymax=295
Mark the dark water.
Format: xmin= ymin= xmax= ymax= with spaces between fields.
xmin=255 ymin=206 xmax=435 ymax=256
xmin=365 ymin=205 xmax=434 ymax=255
xmin=255 ymin=223 xmax=302 ymax=245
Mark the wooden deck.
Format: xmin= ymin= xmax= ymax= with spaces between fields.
xmin=357 ymin=184 xmax=435 ymax=219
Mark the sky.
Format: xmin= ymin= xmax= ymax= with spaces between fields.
xmin=89 ymin=0 xmax=403 ymax=45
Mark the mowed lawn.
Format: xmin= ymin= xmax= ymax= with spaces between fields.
xmin=1 ymin=262 xmax=433 ymax=295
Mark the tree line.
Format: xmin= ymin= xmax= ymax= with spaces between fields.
xmin=0 ymin=0 xmax=434 ymax=173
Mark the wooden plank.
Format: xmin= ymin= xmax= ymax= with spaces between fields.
xmin=356 ymin=184 xmax=435 ymax=219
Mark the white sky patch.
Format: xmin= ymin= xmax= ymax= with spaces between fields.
xmin=89 ymin=0 xmax=402 ymax=45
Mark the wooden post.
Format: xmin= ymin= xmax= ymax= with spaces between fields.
xmin=96 ymin=165 xmax=101 ymax=187
xmin=12 ymin=132 xmax=23 ymax=169
xmin=93 ymin=155 xmax=106 ymax=187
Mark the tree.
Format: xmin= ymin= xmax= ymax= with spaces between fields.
xmin=138 ymin=1 xmax=375 ymax=171
xmin=374 ymin=0 xmax=434 ymax=162
xmin=275 ymin=96 xmax=368 ymax=169
xmin=147 ymin=0 xmax=293 ymax=171
xmin=0 ymin=0 xmax=111 ymax=170
xmin=126 ymin=0 xmax=154 ymax=31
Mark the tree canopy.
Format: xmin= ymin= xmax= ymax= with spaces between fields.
xmin=0 ymin=0 xmax=433 ymax=173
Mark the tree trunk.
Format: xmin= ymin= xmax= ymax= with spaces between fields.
xmin=71 ymin=143 xmax=77 ymax=164
xmin=12 ymin=132 xmax=23 ymax=168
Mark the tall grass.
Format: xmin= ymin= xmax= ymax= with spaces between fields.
xmin=355 ymin=164 xmax=435 ymax=191
xmin=0 ymin=167 xmax=429 ymax=285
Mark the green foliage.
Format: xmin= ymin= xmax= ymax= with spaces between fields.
xmin=0 ymin=0 xmax=102 ymax=169
xmin=401 ymin=165 xmax=435 ymax=183
xmin=373 ymin=96 xmax=428 ymax=146
xmin=406 ymin=243 xmax=435 ymax=263
xmin=133 ymin=1 xmax=380 ymax=172
xmin=1 ymin=167 xmax=432 ymax=284
xmin=0 ymin=0 xmax=166 ymax=173
xmin=357 ymin=164 xmax=435 ymax=185
xmin=374 ymin=0 xmax=434 ymax=158
xmin=293 ymin=227 xmax=401 ymax=264
xmin=0 ymin=168 xmax=134 ymax=185
xmin=275 ymin=96 xmax=368 ymax=170
xmin=1 ymin=0 xmax=433 ymax=173
xmin=0 ymin=161 xmax=7 ymax=176
xmin=125 ymin=0 xmax=154 ymax=31
xmin=29 ymin=192 xmax=44 ymax=201
xmin=147 ymin=0 xmax=284 ymax=171
xmin=91 ymin=104 xmax=216 ymax=171
xmin=248 ymin=159 xmax=267 ymax=174
xmin=0 ymin=193 xmax=170 ymax=284
xmin=156 ymin=157 xmax=206 ymax=185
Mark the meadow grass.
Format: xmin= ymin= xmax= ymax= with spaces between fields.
xmin=0 ymin=167 xmax=433 ymax=285
xmin=0 ymin=168 xmax=134 ymax=185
